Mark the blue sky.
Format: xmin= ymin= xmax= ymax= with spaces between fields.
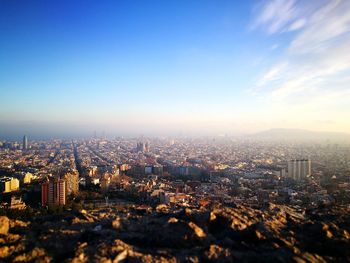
xmin=1 ymin=0 xmax=350 ymax=138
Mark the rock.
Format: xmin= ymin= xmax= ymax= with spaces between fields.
xmin=5 ymin=233 xmax=21 ymax=243
xmin=112 ymin=218 xmax=122 ymax=230
xmin=111 ymin=239 xmax=132 ymax=254
xmin=13 ymin=247 xmax=49 ymax=262
xmin=293 ymin=252 xmax=327 ymax=263
xmin=156 ymin=204 xmax=169 ymax=213
xmin=210 ymin=212 xmax=216 ymax=221
xmin=0 ymin=204 xmax=349 ymax=262
xmin=0 ymin=216 xmax=10 ymax=235
xmin=154 ymin=219 xmax=209 ymax=248
xmin=255 ymin=230 xmax=264 ymax=240
xmin=0 ymin=242 xmax=25 ymax=259
xmin=113 ymin=250 xmax=128 ymax=262
xmin=71 ymin=252 xmax=87 ymax=263
xmin=204 ymin=244 xmax=232 ymax=262
xmin=321 ymin=224 xmax=334 ymax=238
xmin=72 ymin=217 xmax=85 ymax=224
xmin=184 ymin=208 xmax=192 ymax=216
xmin=71 ymin=242 xmax=88 ymax=263
xmin=188 ymin=222 xmax=206 ymax=238
xmin=168 ymin=217 xmax=178 ymax=223
xmin=0 ymin=246 xmax=10 ymax=258
xmin=10 ymin=220 xmax=29 ymax=228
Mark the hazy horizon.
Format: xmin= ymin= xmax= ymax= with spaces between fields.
xmin=1 ymin=125 xmax=350 ymax=141
xmin=1 ymin=0 xmax=350 ymax=137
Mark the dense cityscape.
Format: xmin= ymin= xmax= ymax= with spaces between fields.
xmin=2 ymin=0 xmax=350 ymax=262
xmin=1 ymin=135 xmax=350 ymax=209
xmin=0 ymin=134 xmax=350 ymax=261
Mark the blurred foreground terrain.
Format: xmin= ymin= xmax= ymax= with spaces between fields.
xmin=1 ymin=203 xmax=350 ymax=263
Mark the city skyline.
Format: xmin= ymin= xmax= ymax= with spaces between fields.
xmin=1 ymin=2 xmax=350 ymax=259
xmin=1 ymin=0 xmax=350 ymax=138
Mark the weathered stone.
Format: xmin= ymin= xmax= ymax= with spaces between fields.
xmin=10 ymin=220 xmax=29 ymax=228
xmin=188 ymin=222 xmax=206 ymax=238
xmin=0 ymin=216 xmax=10 ymax=236
xmin=156 ymin=204 xmax=168 ymax=213
xmin=113 ymin=250 xmax=128 ymax=263
xmin=13 ymin=247 xmax=48 ymax=262
xmin=204 ymin=244 xmax=232 ymax=262
xmin=0 ymin=246 xmax=10 ymax=258
xmin=0 ymin=204 xmax=349 ymax=262
xmin=112 ymin=217 xmax=122 ymax=230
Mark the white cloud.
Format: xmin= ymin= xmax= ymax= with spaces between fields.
xmin=270 ymin=39 xmax=350 ymax=99
xmin=290 ymin=0 xmax=350 ymax=53
xmin=251 ymin=0 xmax=350 ymax=107
xmin=288 ymin=18 xmax=306 ymax=31
xmin=251 ymin=0 xmax=297 ymax=34
xmin=251 ymin=0 xmax=326 ymax=34
xmin=255 ymin=61 xmax=288 ymax=90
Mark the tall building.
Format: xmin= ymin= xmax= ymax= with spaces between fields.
xmin=23 ymin=135 xmax=28 ymax=150
xmin=136 ymin=142 xmax=145 ymax=152
xmin=145 ymin=141 xmax=150 ymax=152
xmin=23 ymin=172 xmax=33 ymax=184
xmin=41 ymin=178 xmax=66 ymax=206
xmin=41 ymin=182 xmax=48 ymax=206
xmin=15 ymin=172 xmax=33 ymax=184
xmin=153 ymin=165 xmax=163 ymax=175
xmin=287 ymin=159 xmax=311 ymax=181
xmin=0 ymin=177 xmax=20 ymax=193
xmin=100 ymin=173 xmax=111 ymax=193
xmin=62 ymin=171 xmax=79 ymax=196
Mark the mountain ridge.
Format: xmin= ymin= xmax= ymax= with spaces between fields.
xmin=251 ymin=128 xmax=350 ymax=142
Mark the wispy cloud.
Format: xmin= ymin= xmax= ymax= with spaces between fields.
xmin=288 ymin=18 xmax=306 ymax=31
xmin=290 ymin=0 xmax=350 ymax=53
xmin=255 ymin=61 xmax=288 ymax=90
xmin=251 ymin=0 xmax=350 ymax=108
xmin=251 ymin=0 xmax=309 ymax=34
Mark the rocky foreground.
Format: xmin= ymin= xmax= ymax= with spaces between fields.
xmin=0 ymin=203 xmax=350 ymax=262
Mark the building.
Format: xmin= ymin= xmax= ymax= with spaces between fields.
xmin=101 ymin=174 xmax=111 ymax=193
xmin=0 ymin=177 xmax=20 ymax=193
xmin=287 ymin=159 xmax=311 ymax=181
xmin=136 ymin=141 xmax=150 ymax=152
xmin=23 ymin=135 xmax=28 ymax=150
xmin=41 ymin=178 xmax=66 ymax=206
xmin=15 ymin=172 xmax=33 ymax=184
xmin=23 ymin=172 xmax=33 ymax=184
xmin=145 ymin=166 xmax=153 ymax=175
xmin=62 ymin=171 xmax=79 ymax=196
xmin=9 ymin=196 xmax=26 ymax=209
xmin=119 ymin=164 xmax=129 ymax=172
xmin=136 ymin=142 xmax=145 ymax=152
xmin=145 ymin=141 xmax=150 ymax=152
xmin=153 ymin=165 xmax=163 ymax=175
xmin=41 ymin=182 xmax=48 ymax=205
xmin=273 ymin=168 xmax=286 ymax=178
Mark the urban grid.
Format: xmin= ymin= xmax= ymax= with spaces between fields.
xmin=1 ymin=0 xmax=350 ymax=262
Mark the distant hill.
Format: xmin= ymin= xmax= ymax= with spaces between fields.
xmin=251 ymin=128 xmax=350 ymax=142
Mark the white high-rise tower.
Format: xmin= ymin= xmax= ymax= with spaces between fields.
xmin=287 ymin=159 xmax=311 ymax=181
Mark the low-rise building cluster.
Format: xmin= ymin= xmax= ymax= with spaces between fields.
xmin=0 ymin=136 xmax=349 ymax=209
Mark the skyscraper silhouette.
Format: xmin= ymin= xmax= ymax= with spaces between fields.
xmin=23 ymin=135 xmax=28 ymax=150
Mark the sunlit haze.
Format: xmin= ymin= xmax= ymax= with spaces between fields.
xmin=1 ymin=0 xmax=350 ymax=138
xmin=1 ymin=2 xmax=350 ymax=260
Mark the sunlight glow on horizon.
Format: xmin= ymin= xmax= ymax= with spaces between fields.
xmin=1 ymin=0 xmax=350 ymax=137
